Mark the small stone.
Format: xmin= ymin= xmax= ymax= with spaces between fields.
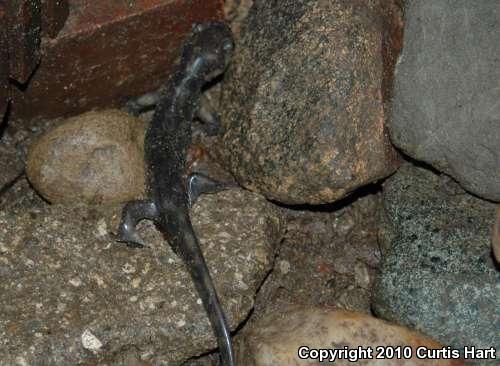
xmin=278 ymin=260 xmax=290 ymax=275
xmin=69 ymin=278 xmax=82 ymax=287
xmin=353 ymin=261 xmax=370 ymax=289
xmin=26 ymin=109 xmax=146 ymax=204
xmin=131 ymin=277 xmax=141 ymax=288
xmin=122 ymin=263 xmax=136 ymax=274
xmin=15 ymin=357 xmax=28 ymax=366
xmin=95 ymin=219 xmax=108 ymax=238
xmin=81 ymin=329 xmax=103 ymax=353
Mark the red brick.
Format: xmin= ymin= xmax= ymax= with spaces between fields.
xmin=10 ymin=0 xmax=224 ymax=120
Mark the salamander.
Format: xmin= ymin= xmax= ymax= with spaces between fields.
xmin=117 ymin=21 xmax=235 ymax=365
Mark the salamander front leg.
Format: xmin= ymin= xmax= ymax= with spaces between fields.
xmin=125 ymin=90 xmax=161 ymax=116
xmin=117 ymin=199 xmax=159 ymax=247
xmin=196 ymin=95 xmax=221 ymax=136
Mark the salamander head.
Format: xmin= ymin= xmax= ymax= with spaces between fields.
xmin=182 ymin=21 xmax=234 ymax=81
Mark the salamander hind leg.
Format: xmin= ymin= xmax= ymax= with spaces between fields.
xmin=117 ymin=199 xmax=159 ymax=247
xmin=187 ymin=173 xmax=236 ymax=207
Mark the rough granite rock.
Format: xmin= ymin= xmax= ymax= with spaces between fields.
xmin=26 ymin=109 xmax=147 ymax=204
xmin=237 ymin=305 xmax=467 ymax=365
xmin=373 ymin=165 xmax=499 ymax=365
xmin=389 ymin=0 xmax=500 ymax=202
xmin=224 ymin=0 xmax=253 ymax=39
xmin=0 ymin=187 xmax=282 ymax=365
xmin=220 ymin=0 xmax=401 ymax=205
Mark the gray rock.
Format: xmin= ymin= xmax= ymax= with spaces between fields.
xmin=0 ymin=188 xmax=282 ymax=365
xmin=389 ymin=0 xmax=500 ymax=202
xmin=26 ymin=109 xmax=147 ymax=204
xmin=220 ymin=0 xmax=401 ymax=205
xmin=493 ymin=207 xmax=500 ymax=263
xmin=373 ymin=165 xmax=499 ymax=365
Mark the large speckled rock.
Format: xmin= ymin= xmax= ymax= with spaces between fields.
xmin=389 ymin=0 xmax=500 ymax=202
xmin=26 ymin=109 xmax=146 ymax=204
xmin=220 ymin=0 xmax=401 ymax=205
xmin=237 ymin=305 xmax=467 ymax=365
xmin=224 ymin=0 xmax=253 ymax=38
xmin=0 ymin=188 xmax=282 ymax=365
xmin=374 ymin=165 xmax=499 ymax=365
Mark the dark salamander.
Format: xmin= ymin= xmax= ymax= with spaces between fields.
xmin=117 ymin=22 xmax=235 ymax=365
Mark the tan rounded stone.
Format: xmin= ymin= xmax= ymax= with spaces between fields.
xmin=238 ymin=305 xmax=469 ymax=365
xmin=26 ymin=109 xmax=146 ymax=204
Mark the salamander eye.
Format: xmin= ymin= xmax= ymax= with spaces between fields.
xmin=222 ymin=39 xmax=233 ymax=53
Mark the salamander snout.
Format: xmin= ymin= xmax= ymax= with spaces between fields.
xmin=188 ymin=21 xmax=235 ymax=81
